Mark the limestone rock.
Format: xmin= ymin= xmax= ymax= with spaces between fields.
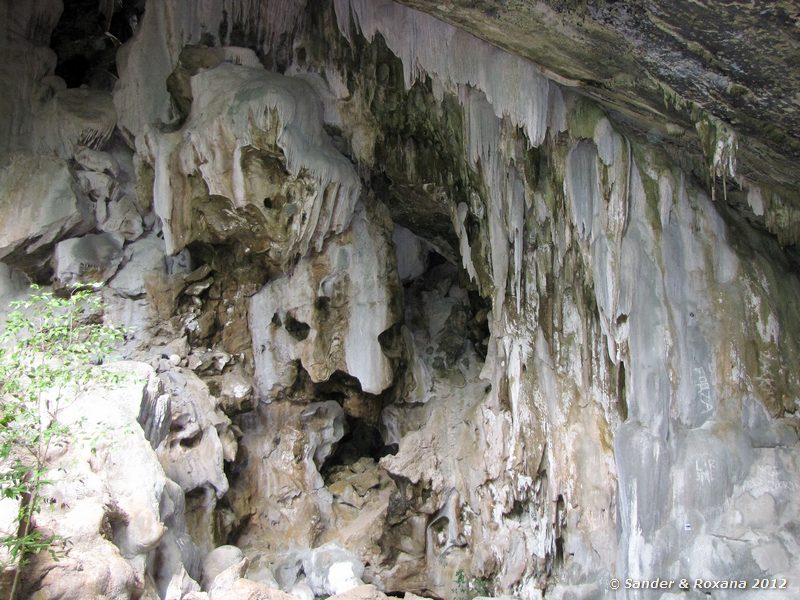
xmin=211 ymin=364 xmax=254 ymax=413
xmin=203 ymin=545 xmax=245 ymax=590
xmin=143 ymin=61 xmax=360 ymax=262
xmin=250 ymin=202 xmax=401 ymax=397
xmin=157 ymin=367 xmax=232 ymax=494
xmin=0 ymin=153 xmax=92 ymax=262
xmin=18 ymin=362 xmax=200 ymax=599
xmin=303 ymin=542 xmax=365 ymax=596
xmin=245 ymin=556 xmax=281 ymax=590
xmin=53 ymin=232 xmax=124 ymax=287
xmin=0 ymin=262 xmax=27 ymax=307
xmin=110 ymin=234 xmax=168 ymax=297
xmin=289 ymin=581 xmax=314 ymax=600
xmin=208 ymin=558 xmax=297 ymax=600
xmin=156 ymin=367 xmax=234 ymax=553
xmin=99 ymin=195 xmax=144 ymax=242
xmin=74 ymin=145 xmax=120 ymax=176
xmin=33 ymin=87 xmax=116 ymax=158
xmin=77 ymin=168 xmax=116 ymax=201
xmin=2 ymin=2 xmax=800 ymax=600
xmin=328 ymin=584 xmax=390 ymax=600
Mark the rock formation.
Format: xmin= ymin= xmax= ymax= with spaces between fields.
xmin=0 ymin=0 xmax=798 ymax=599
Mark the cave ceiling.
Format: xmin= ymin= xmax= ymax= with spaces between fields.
xmin=396 ymin=0 xmax=800 ymax=246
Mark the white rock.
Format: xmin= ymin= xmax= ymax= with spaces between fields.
xmin=157 ymin=368 xmax=231 ymax=498
xmin=74 ymin=145 xmax=120 ymax=175
xmin=290 ymin=581 xmax=315 ymax=600
xmin=33 ymin=87 xmax=116 ymax=158
xmin=203 ymin=545 xmax=245 ymax=590
xmin=245 ymin=558 xmax=280 ymax=589
xmin=250 ymin=203 xmax=400 ymax=397
xmin=392 ymin=225 xmax=429 ymax=282
xmin=28 ymin=362 xmax=200 ymax=598
xmin=302 ymin=543 xmax=365 ymax=597
xmin=327 ymin=561 xmax=363 ymax=596
xmin=100 ymin=195 xmax=144 ymax=241
xmin=78 ymin=169 xmax=116 ymax=201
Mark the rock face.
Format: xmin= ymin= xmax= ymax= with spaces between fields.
xmin=393 ymin=0 xmax=800 ymax=242
xmin=54 ymin=232 xmax=124 ymax=286
xmin=0 ymin=154 xmax=94 ymax=268
xmin=1 ymin=1 xmax=799 ymax=600
xmin=249 ymin=202 xmax=401 ymax=397
xmin=21 ymin=363 xmax=201 ymax=600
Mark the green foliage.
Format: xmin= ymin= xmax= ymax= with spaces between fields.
xmin=0 ymin=284 xmax=124 ymax=600
xmin=453 ymin=568 xmax=493 ymax=600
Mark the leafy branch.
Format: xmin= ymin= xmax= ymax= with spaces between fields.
xmin=0 ymin=284 xmax=125 ymax=600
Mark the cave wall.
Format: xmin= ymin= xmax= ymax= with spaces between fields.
xmin=1 ymin=0 xmax=799 ymax=599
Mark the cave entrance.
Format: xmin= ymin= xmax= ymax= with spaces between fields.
xmin=311 ymin=370 xmax=398 ymax=480
xmin=320 ymin=414 xmax=396 ymax=480
xmin=51 ymin=0 xmax=144 ymax=89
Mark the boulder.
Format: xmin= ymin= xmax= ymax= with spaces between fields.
xmin=156 ymin=367 xmax=235 ymax=553
xmin=289 ymin=581 xmax=314 ymax=600
xmin=77 ymin=169 xmax=116 ymax=201
xmin=213 ymin=364 xmax=253 ymax=413
xmin=157 ymin=368 xmax=234 ymax=491
xmin=208 ymin=559 xmax=297 ymax=600
xmin=328 ymin=584 xmax=390 ymax=600
xmin=0 ymin=154 xmax=93 ymax=261
xmin=0 ymin=262 xmax=27 ymax=303
xmin=203 ymin=545 xmax=245 ymax=590
xmin=98 ymin=195 xmax=144 ymax=241
xmin=19 ymin=362 xmax=200 ymax=599
xmin=244 ymin=556 xmax=280 ymax=590
xmin=303 ymin=543 xmax=365 ymax=597
xmin=110 ymin=234 xmax=167 ymax=297
xmin=53 ymin=232 xmax=124 ymax=286
xmin=74 ymin=146 xmax=120 ymax=175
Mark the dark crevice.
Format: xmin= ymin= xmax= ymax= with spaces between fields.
xmin=320 ymin=414 xmax=396 ymax=479
xmin=178 ymin=429 xmax=203 ymax=449
xmin=284 ymin=313 xmax=310 ymax=341
xmin=51 ymin=0 xmax=144 ymax=89
xmin=617 ymin=361 xmax=628 ymax=421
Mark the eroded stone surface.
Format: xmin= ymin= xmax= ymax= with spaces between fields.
xmin=249 ymin=202 xmax=401 ymax=397
xmin=1 ymin=2 xmax=799 ymax=600
xmin=0 ymin=153 xmax=93 ymax=266
xmin=19 ymin=363 xmax=201 ymax=599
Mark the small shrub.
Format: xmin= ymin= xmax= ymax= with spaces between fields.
xmin=0 ymin=284 xmax=124 ymax=600
xmin=453 ymin=568 xmax=494 ymax=600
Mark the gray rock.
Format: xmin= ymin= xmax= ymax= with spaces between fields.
xmin=74 ymin=145 xmax=120 ymax=175
xmin=0 ymin=154 xmax=93 ymax=260
xmin=203 ymin=545 xmax=245 ymax=590
xmin=99 ymin=195 xmax=144 ymax=241
xmin=23 ymin=362 xmax=200 ymax=599
xmin=289 ymin=580 xmax=315 ymax=600
xmin=77 ymin=169 xmax=116 ymax=202
xmin=110 ymin=234 xmax=167 ymax=297
xmin=53 ymin=232 xmax=123 ymax=286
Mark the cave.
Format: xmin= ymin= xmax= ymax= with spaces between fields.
xmin=1 ymin=0 xmax=799 ymax=599
xmin=320 ymin=414 xmax=397 ymax=479
xmin=50 ymin=0 xmax=144 ymax=89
